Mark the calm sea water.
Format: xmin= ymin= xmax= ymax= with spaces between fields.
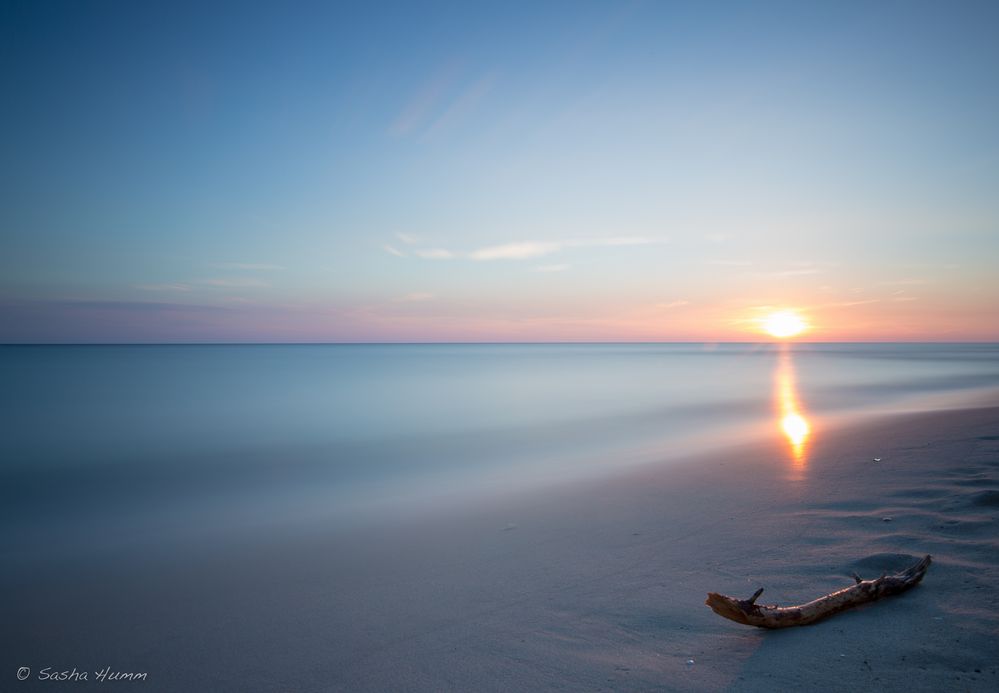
xmin=3 ymin=343 xmax=999 ymax=555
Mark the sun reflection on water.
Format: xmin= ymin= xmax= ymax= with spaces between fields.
xmin=775 ymin=345 xmax=811 ymax=473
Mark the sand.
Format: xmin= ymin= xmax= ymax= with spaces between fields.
xmin=4 ymin=403 xmax=998 ymax=691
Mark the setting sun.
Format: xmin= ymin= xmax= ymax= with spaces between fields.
xmin=762 ymin=311 xmax=808 ymax=338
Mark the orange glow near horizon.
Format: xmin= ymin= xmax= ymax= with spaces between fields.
xmin=775 ymin=345 xmax=811 ymax=474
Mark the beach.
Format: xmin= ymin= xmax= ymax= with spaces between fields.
xmin=5 ymin=1 xmax=999 ymax=689
xmin=4 ymin=395 xmax=998 ymax=691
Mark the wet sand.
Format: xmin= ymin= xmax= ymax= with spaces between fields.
xmin=3 ymin=403 xmax=998 ymax=691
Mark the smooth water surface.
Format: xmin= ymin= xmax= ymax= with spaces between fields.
xmin=3 ymin=343 xmax=998 ymax=555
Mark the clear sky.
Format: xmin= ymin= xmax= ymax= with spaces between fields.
xmin=2 ymin=0 xmax=997 ymax=342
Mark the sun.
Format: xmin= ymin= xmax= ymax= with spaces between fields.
xmin=762 ymin=310 xmax=808 ymax=338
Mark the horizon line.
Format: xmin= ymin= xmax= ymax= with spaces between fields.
xmin=3 ymin=340 xmax=998 ymax=347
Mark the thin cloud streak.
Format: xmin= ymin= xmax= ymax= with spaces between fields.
xmin=397 ymin=292 xmax=435 ymax=302
xmin=746 ymin=268 xmax=822 ymax=279
xmin=413 ymin=248 xmax=456 ymax=260
xmin=388 ymin=62 xmax=461 ymax=137
xmin=135 ymin=283 xmax=193 ymax=292
xmin=877 ymin=278 xmax=928 ymax=286
xmin=199 ymin=278 xmax=271 ymax=288
xmin=470 ymin=241 xmax=561 ymax=261
xmin=212 ymin=263 xmax=285 ymax=271
xmin=707 ymin=259 xmax=753 ymax=267
xmin=420 ymin=71 xmax=497 ymax=140
xmin=398 ymin=236 xmax=663 ymax=262
xmin=705 ymin=233 xmax=732 ymax=244
xmin=469 ymin=236 xmax=661 ymax=260
xmin=136 ymin=278 xmax=272 ymax=292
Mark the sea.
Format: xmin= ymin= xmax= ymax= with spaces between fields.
xmin=3 ymin=343 xmax=999 ymax=557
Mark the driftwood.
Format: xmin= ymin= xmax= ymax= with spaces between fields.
xmin=705 ymin=554 xmax=932 ymax=628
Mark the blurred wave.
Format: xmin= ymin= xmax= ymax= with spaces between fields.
xmin=3 ymin=343 xmax=998 ymax=555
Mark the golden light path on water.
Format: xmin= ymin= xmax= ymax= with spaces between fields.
xmin=775 ymin=344 xmax=811 ymax=475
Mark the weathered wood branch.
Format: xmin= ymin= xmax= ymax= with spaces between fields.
xmin=705 ymin=554 xmax=932 ymax=628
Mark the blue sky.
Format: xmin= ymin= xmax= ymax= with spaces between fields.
xmin=2 ymin=0 xmax=998 ymax=341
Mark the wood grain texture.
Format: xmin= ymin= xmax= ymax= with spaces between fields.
xmin=705 ymin=555 xmax=932 ymax=628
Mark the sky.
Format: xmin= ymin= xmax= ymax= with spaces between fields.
xmin=1 ymin=0 xmax=998 ymax=342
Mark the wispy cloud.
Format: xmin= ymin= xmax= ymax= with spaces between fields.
xmin=381 ymin=233 xmax=666 ymax=272
xmin=707 ymin=259 xmax=752 ymax=267
xmin=470 ymin=241 xmax=561 ymax=261
xmin=212 ymin=262 xmax=285 ymax=271
xmin=136 ymin=277 xmax=272 ymax=292
xmin=746 ymin=267 xmax=822 ymax=279
xmin=389 ymin=62 xmax=461 ymax=137
xmin=576 ymin=237 xmax=659 ymax=248
xmin=397 ymin=292 xmax=435 ymax=302
xmin=413 ymin=248 xmax=456 ymax=260
xmin=876 ymin=278 xmax=927 ymax=286
xmin=399 ymin=236 xmax=661 ymax=263
xmin=657 ymin=300 xmax=690 ymax=309
xmin=11 ymin=299 xmax=234 ymax=313
xmin=134 ymin=283 xmax=193 ymax=292
xmin=421 ymin=71 xmax=497 ymax=140
xmin=200 ymin=278 xmax=271 ymax=288
xmin=705 ymin=233 xmax=732 ymax=244
xmin=819 ymin=298 xmax=883 ymax=308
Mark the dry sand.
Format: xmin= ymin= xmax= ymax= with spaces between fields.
xmin=4 ymin=403 xmax=998 ymax=691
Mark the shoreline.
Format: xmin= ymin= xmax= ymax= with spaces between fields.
xmin=3 ymin=402 xmax=998 ymax=691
